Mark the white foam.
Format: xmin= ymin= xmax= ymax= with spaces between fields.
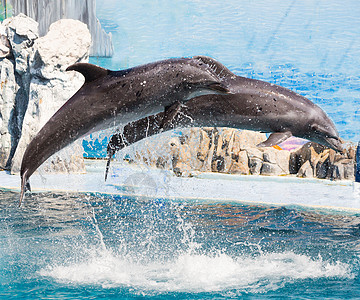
xmin=40 ymin=248 xmax=353 ymax=294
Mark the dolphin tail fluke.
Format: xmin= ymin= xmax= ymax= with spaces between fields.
xmin=257 ymin=131 xmax=292 ymax=148
xmin=19 ymin=171 xmax=31 ymax=207
xmin=160 ymin=101 xmax=183 ymax=130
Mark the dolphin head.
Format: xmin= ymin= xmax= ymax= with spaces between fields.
xmin=307 ymin=123 xmax=343 ymax=152
xmin=303 ymin=109 xmax=343 ymax=152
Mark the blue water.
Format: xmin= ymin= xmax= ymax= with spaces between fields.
xmin=1 ymin=189 xmax=360 ymax=298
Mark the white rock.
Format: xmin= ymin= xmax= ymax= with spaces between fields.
xmin=32 ymin=19 xmax=91 ymax=79
xmin=0 ymin=24 xmax=10 ymax=58
xmin=5 ymin=14 xmax=39 ymax=75
xmin=246 ymin=147 xmax=264 ymax=160
xmin=263 ymin=148 xmax=290 ymax=174
xmin=263 ymin=148 xmax=277 ymax=164
xmin=6 ymin=13 xmax=38 ymax=41
xmin=234 ymin=130 xmax=267 ymax=149
xmin=10 ymin=19 xmax=89 ymax=174
xmin=275 ymin=149 xmax=290 ymax=174
xmin=11 ymin=73 xmax=84 ymax=174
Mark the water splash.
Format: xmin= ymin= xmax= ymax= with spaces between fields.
xmin=38 ymin=197 xmax=355 ymax=295
xmin=39 ymin=249 xmax=353 ymax=294
xmin=90 ymin=207 xmax=107 ymax=251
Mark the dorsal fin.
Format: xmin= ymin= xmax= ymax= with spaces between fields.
xmin=193 ymin=55 xmax=233 ymax=78
xmin=66 ymin=63 xmax=109 ymax=83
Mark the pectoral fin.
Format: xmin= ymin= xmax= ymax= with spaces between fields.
xmin=257 ymin=131 xmax=292 ymax=147
xmin=160 ymin=101 xmax=184 ymax=130
xmin=105 ymin=133 xmax=128 ymax=181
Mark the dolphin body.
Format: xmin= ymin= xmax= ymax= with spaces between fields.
xmin=19 ymin=57 xmax=230 ymax=205
xmin=104 ymin=56 xmax=342 ymax=180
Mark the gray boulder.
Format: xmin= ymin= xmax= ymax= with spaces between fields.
xmin=297 ymin=160 xmax=313 ymax=178
xmin=261 ymin=162 xmax=284 ymax=176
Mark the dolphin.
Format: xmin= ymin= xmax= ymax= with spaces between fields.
xmin=188 ymin=56 xmax=342 ymax=151
xmin=104 ymin=56 xmax=342 ymax=179
xmin=19 ymin=57 xmax=230 ymax=205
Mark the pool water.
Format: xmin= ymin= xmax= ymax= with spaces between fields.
xmin=1 ymin=189 xmax=360 ymax=298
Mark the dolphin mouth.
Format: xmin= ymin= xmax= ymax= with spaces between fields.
xmin=324 ymin=136 xmax=343 ymax=152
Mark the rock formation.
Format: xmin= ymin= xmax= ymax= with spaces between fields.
xmin=289 ymin=142 xmax=355 ymax=180
xmin=122 ymin=127 xmax=356 ymax=181
xmin=0 ymin=14 xmax=90 ymax=174
xmin=6 ymin=0 xmax=113 ymax=57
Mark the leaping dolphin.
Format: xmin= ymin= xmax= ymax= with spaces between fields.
xmin=19 ymin=57 xmax=230 ymax=205
xmin=104 ymin=56 xmax=342 ymax=180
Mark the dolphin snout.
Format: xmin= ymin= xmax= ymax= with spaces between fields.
xmin=324 ymin=136 xmax=343 ymax=152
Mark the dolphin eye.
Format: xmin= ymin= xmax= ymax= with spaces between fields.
xmin=311 ymin=124 xmax=323 ymax=134
xmin=310 ymin=124 xmax=318 ymax=132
